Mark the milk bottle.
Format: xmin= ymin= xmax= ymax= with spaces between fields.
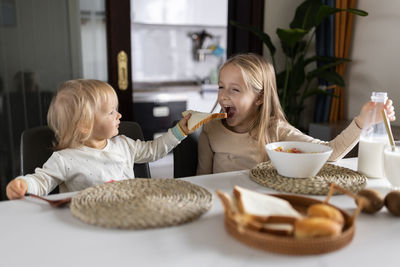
xmin=357 ymin=92 xmax=388 ymax=178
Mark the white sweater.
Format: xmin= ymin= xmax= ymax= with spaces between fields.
xmin=19 ymin=129 xmax=180 ymax=195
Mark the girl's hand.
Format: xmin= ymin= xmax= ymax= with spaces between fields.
xmin=355 ymin=99 xmax=396 ymax=128
xmin=178 ymin=113 xmax=193 ymax=135
xmin=6 ymin=179 xmax=28 ymax=200
xmin=384 ymin=99 xmax=396 ymax=121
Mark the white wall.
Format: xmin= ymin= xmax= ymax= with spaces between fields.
xmin=346 ymin=0 xmax=400 ymax=126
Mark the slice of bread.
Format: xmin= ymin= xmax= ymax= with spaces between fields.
xmin=182 ymin=110 xmax=227 ymax=131
xmin=217 ymin=186 xmax=302 ymax=235
xmin=233 ymin=186 xmax=302 ymax=221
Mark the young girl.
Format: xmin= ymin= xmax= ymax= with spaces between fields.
xmin=197 ymin=53 xmax=396 ymax=174
xmin=6 ymin=79 xmax=192 ymax=199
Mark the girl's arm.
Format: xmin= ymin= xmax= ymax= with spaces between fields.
xmin=196 ymin=129 xmax=214 ymax=175
xmin=280 ymin=99 xmax=396 ymax=161
xmin=281 ymin=120 xmax=360 ymax=161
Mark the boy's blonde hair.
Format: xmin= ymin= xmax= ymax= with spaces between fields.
xmin=220 ymin=53 xmax=287 ymax=159
xmin=47 ymin=79 xmax=117 ymax=150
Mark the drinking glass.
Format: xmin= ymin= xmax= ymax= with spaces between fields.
xmin=383 ymin=141 xmax=400 ymax=189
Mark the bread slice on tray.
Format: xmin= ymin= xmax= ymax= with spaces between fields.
xmin=233 ymin=186 xmax=302 ymax=221
xmin=182 ymin=110 xmax=227 ymax=131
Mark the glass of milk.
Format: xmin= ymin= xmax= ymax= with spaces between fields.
xmin=383 ymin=141 xmax=400 ymax=189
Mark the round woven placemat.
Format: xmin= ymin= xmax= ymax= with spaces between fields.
xmin=250 ymin=161 xmax=367 ymax=195
xmin=70 ymin=178 xmax=213 ymax=229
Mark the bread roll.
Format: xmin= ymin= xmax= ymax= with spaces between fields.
xmin=307 ymin=203 xmax=344 ymax=227
xmin=294 ymin=217 xmax=342 ymax=238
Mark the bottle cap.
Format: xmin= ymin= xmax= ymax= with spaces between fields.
xmin=371 ymin=92 xmax=388 ymax=103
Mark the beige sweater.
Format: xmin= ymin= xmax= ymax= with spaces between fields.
xmin=197 ymin=119 xmax=361 ymax=175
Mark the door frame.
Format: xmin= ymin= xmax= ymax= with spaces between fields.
xmin=106 ymin=0 xmax=133 ymax=121
xmin=227 ymin=0 xmax=264 ymax=56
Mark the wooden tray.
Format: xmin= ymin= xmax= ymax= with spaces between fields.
xmin=223 ymin=194 xmax=355 ymax=255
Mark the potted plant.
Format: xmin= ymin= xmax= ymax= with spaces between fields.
xmin=231 ymin=0 xmax=367 ymax=128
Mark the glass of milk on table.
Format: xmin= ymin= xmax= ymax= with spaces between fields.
xmin=357 ymin=92 xmax=388 ymax=178
xmin=384 ymin=141 xmax=400 ymax=189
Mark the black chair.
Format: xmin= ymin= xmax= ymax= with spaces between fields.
xmin=172 ymin=122 xmax=201 ymax=178
xmin=118 ymin=121 xmax=151 ymax=178
xmin=20 ymin=121 xmax=151 ymax=180
xmin=20 ymin=126 xmax=55 ymax=176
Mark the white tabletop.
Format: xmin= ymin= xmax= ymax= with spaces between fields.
xmin=0 ymin=158 xmax=399 ymax=267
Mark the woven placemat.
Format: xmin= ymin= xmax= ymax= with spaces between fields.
xmin=250 ymin=161 xmax=367 ymax=195
xmin=70 ymin=178 xmax=213 ymax=229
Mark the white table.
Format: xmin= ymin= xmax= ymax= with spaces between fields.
xmin=0 ymin=158 xmax=399 ymax=267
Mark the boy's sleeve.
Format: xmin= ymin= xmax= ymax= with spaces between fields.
xmin=171 ymin=123 xmax=187 ymax=141
xmin=18 ymin=152 xmax=65 ymax=196
xmin=126 ymin=124 xmax=185 ymax=164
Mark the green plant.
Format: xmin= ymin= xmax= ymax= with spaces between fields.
xmin=231 ymin=0 xmax=367 ymax=127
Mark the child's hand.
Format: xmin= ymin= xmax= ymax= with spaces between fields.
xmin=6 ymin=179 xmax=28 ymax=200
xmin=355 ymin=99 xmax=396 ymax=128
xmin=178 ymin=113 xmax=193 ymax=135
xmin=385 ymin=99 xmax=396 ymax=121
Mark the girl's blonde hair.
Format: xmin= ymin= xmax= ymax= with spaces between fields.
xmin=47 ymin=79 xmax=117 ymax=150
xmin=220 ymin=53 xmax=288 ymax=159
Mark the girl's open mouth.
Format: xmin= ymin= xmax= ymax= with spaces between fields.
xmin=225 ymin=106 xmax=236 ymax=118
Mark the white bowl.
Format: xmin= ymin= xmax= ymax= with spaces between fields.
xmin=265 ymin=141 xmax=333 ymax=178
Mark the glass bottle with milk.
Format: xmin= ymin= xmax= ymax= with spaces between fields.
xmin=357 ymin=92 xmax=389 ymax=178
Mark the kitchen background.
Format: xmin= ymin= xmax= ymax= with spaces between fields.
xmin=1 ymin=0 xmax=399 ymax=200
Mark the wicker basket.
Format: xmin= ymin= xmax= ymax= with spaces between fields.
xmin=223 ymin=194 xmax=355 ymax=255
